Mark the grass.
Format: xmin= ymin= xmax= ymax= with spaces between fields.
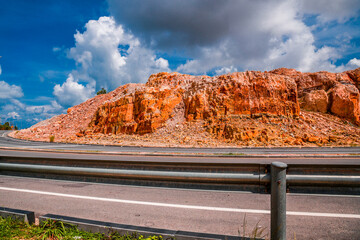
xmin=2 ymin=215 xmax=296 ymax=240
xmin=238 ymin=214 xmax=268 ymax=240
xmin=0 ymin=216 xmax=164 ymax=240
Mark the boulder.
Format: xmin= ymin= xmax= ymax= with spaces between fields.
xmin=272 ymin=67 xmax=360 ymax=125
xmin=329 ymin=84 xmax=360 ymax=125
xmin=301 ymin=90 xmax=328 ymax=113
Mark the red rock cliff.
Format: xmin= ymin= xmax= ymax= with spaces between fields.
xmin=271 ymin=68 xmax=360 ymax=125
xmin=88 ymin=71 xmax=300 ymax=135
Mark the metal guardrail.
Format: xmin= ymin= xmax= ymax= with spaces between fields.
xmin=0 ymin=162 xmax=264 ymax=183
xmin=2 ymin=162 xmax=359 ymax=185
xmin=0 ymin=156 xmax=360 ymax=191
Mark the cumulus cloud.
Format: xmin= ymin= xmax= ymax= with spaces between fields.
xmin=345 ymin=58 xmax=360 ymax=69
xmin=0 ymin=63 xmax=65 ymax=128
xmin=1 ymin=96 xmax=65 ymax=128
xmin=25 ymin=100 xmax=63 ymax=115
xmin=52 ymin=16 xmax=170 ymax=108
xmin=7 ymin=112 xmax=20 ymax=119
xmin=1 ymin=98 xmax=65 ymax=127
xmin=215 ymin=66 xmax=238 ymax=76
xmin=0 ymin=80 xmax=24 ymax=99
xmin=68 ymin=16 xmax=170 ymax=91
xmin=109 ymin=0 xmax=360 ymax=74
xmin=53 ymin=73 xmax=95 ymax=107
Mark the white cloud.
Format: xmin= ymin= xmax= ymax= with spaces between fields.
xmin=7 ymin=112 xmax=19 ymax=119
xmin=52 ymin=47 xmax=61 ymax=52
xmin=215 ymin=66 xmax=238 ymax=76
xmin=25 ymin=100 xmax=63 ymax=115
xmin=346 ymin=58 xmax=360 ymax=68
xmin=0 ymin=80 xmax=23 ymax=99
xmin=53 ymin=73 xmax=95 ymax=107
xmin=1 ymin=98 xmax=65 ymax=128
xmin=109 ymin=0 xmax=360 ymax=74
xmin=67 ymin=16 xmax=170 ymax=91
xmin=10 ymin=99 xmax=26 ymax=109
xmin=0 ymin=65 xmax=65 ymax=128
xmin=0 ymin=65 xmax=2 ymax=75
xmin=341 ymin=58 xmax=360 ymax=71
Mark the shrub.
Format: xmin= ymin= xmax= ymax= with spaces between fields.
xmin=97 ymin=88 xmax=107 ymax=95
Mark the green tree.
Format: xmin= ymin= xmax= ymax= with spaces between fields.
xmin=0 ymin=122 xmax=17 ymax=130
xmin=97 ymin=88 xmax=107 ymax=95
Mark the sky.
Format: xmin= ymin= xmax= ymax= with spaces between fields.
xmin=0 ymin=0 xmax=360 ymax=128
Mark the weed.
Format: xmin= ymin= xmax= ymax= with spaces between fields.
xmin=40 ymin=219 xmax=72 ymax=239
xmin=0 ymin=216 xmax=165 ymax=240
xmin=238 ymin=214 xmax=268 ymax=240
xmin=49 ymin=135 xmax=55 ymax=143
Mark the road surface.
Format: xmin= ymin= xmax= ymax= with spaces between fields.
xmin=0 ymin=175 xmax=359 ymax=239
xmin=1 ymin=130 xmax=360 ymax=155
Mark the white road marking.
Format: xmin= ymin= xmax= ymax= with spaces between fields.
xmin=2 ymin=175 xmax=360 ymax=197
xmin=1 ymin=186 xmax=360 ymax=219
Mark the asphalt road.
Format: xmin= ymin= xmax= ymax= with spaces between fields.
xmin=1 ymin=175 xmax=359 ymax=239
xmin=1 ymin=130 xmax=360 ymax=155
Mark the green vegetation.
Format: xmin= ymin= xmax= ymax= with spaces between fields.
xmin=0 ymin=216 xmax=164 ymax=240
xmin=49 ymin=135 xmax=55 ymax=143
xmin=97 ymin=88 xmax=107 ymax=95
xmin=0 ymin=122 xmax=18 ymax=130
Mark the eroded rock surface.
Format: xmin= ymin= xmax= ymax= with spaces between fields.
xmin=301 ymin=90 xmax=328 ymax=113
xmin=272 ymin=68 xmax=360 ymax=124
xmin=88 ymin=71 xmax=299 ymax=136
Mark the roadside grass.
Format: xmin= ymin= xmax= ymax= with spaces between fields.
xmin=0 ymin=216 xmax=163 ymax=240
xmin=2 ymin=215 xmax=297 ymax=240
xmin=238 ymin=214 xmax=268 ymax=240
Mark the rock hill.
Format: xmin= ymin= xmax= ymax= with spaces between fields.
xmin=11 ymin=68 xmax=360 ymax=147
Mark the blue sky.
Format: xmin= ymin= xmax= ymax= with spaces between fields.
xmin=0 ymin=0 xmax=360 ymax=128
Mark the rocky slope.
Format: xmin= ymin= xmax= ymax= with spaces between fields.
xmin=11 ymin=68 xmax=360 ymax=147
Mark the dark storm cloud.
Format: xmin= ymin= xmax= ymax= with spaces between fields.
xmin=108 ymin=0 xmax=251 ymax=51
xmin=107 ymin=0 xmax=360 ymax=74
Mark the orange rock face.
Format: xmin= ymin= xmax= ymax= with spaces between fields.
xmin=301 ymin=90 xmax=328 ymax=113
xmin=272 ymin=68 xmax=360 ymax=125
xmin=88 ymin=71 xmax=300 ymax=135
xmin=89 ymin=83 xmax=183 ymax=134
xmin=329 ymin=84 xmax=360 ymax=125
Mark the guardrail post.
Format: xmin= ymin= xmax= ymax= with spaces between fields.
xmin=271 ymin=162 xmax=287 ymax=240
